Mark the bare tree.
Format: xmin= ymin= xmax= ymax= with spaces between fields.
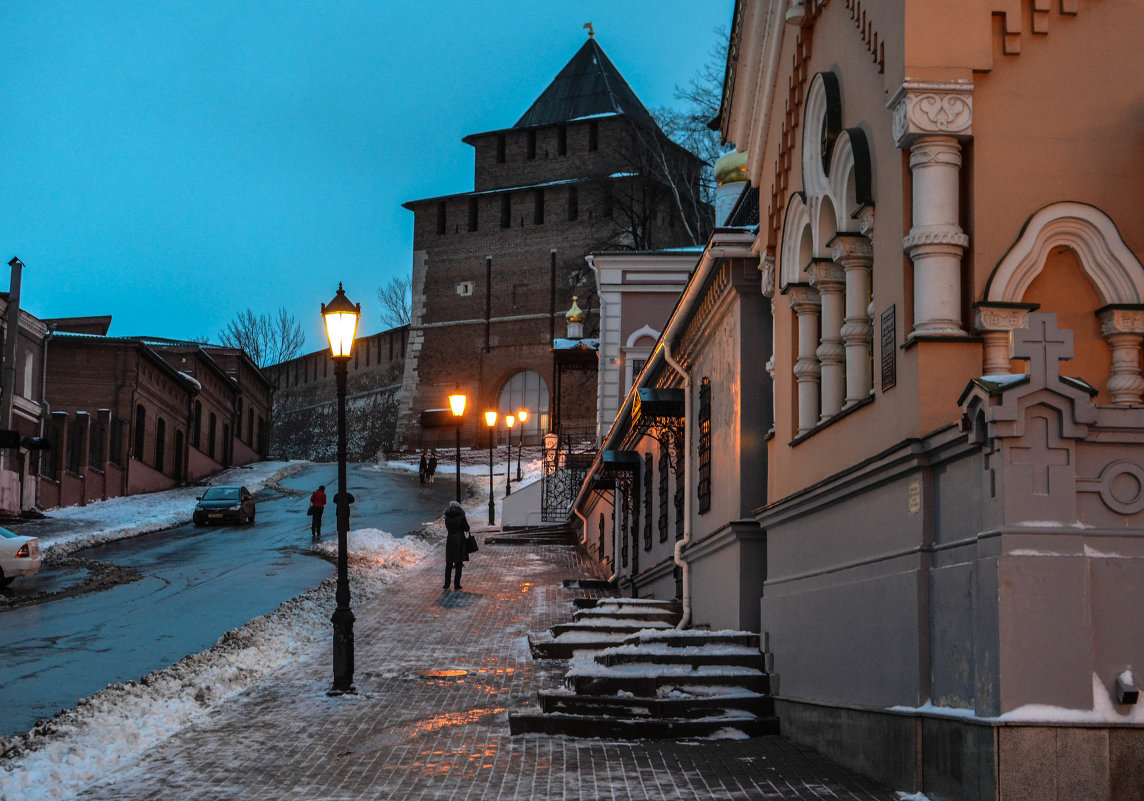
xmin=376 ymin=275 xmax=412 ymax=329
xmin=218 ymin=307 xmax=306 ymax=367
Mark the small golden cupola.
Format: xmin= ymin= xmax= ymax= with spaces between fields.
xmin=566 ymin=296 xmax=585 ymax=338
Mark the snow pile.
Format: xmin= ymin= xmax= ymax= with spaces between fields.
xmin=0 ymin=526 xmax=431 ymax=801
xmin=312 ymin=526 xmax=434 ymax=566
xmin=37 ymin=461 xmax=306 ymax=557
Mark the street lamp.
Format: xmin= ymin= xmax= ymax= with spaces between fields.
xmin=504 ymin=415 xmax=514 ymax=497
xmin=515 ymin=409 xmax=528 ymax=481
xmin=449 ymin=393 xmax=466 ymax=503
xmin=484 ymin=410 xmax=497 ymax=525
xmin=322 ymin=282 xmax=360 ymax=694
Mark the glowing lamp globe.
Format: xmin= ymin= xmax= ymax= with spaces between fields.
xmin=321 ymin=283 xmax=361 ymax=360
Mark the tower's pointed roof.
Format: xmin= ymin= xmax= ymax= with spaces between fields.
xmin=514 ymin=37 xmax=656 ymax=129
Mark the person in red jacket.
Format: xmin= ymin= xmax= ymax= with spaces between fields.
xmin=310 ymin=485 xmax=327 ymax=541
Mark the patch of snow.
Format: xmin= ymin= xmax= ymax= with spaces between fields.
xmin=897 ymin=793 xmax=933 ymax=801
xmin=1084 ymin=544 xmax=1128 ymax=559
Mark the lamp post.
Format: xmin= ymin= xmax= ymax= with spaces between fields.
xmin=484 ymin=411 xmax=497 ymax=525
xmin=515 ymin=409 xmax=528 ymax=481
xmin=504 ymin=415 xmax=514 ymax=496
xmin=448 ymin=393 xmax=466 ymax=503
xmin=322 ymin=282 xmax=360 ymax=694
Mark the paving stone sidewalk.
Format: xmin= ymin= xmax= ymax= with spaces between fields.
xmin=77 ymin=537 xmax=900 ymax=801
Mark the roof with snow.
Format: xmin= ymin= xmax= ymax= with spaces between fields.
xmin=514 ymin=38 xmax=655 ymax=130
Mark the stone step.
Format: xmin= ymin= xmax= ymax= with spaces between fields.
xmin=508 ymin=710 xmax=780 ymax=739
xmin=567 ymin=669 xmax=770 ymax=697
xmin=536 ymin=688 xmax=774 ymax=719
xmin=596 ymin=648 xmax=765 ymax=670
xmin=624 ymin=630 xmax=760 ymax=650
xmin=550 ymin=620 xmax=675 ymax=638
xmin=528 ymin=632 xmax=634 ymax=659
xmin=572 ymin=608 xmax=681 ymax=624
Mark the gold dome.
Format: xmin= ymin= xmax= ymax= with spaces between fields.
xmin=714 ymin=150 xmax=748 ymax=186
xmin=566 ymin=296 xmax=585 ymax=323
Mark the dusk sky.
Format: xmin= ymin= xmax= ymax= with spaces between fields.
xmin=2 ymin=1 xmax=732 ymax=353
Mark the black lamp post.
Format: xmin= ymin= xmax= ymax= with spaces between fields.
xmin=504 ymin=414 xmax=514 ymax=497
xmin=322 ymin=282 xmax=360 ymax=694
xmin=484 ymin=410 xmax=497 ymax=525
xmin=449 ymin=393 xmax=466 ymax=503
xmin=515 ymin=409 xmax=528 ymax=482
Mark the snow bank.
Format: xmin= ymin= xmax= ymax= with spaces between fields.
xmin=39 ymin=461 xmax=307 ymax=557
xmin=0 ymin=527 xmax=431 ymax=801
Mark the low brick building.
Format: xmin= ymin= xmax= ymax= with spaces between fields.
xmin=40 ymin=321 xmax=270 ymax=509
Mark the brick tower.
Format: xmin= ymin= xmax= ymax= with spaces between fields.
xmin=395 ymin=33 xmax=707 ymax=449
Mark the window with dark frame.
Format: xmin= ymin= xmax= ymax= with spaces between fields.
xmin=155 ymin=417 xmax=166 ymax=474
xmin=134 ymin=404 xmax=146 ymax=461
xmin=557 ymin=125 xmax=567 ymax=155
xmin=698 ymin=378 xmax=712 ymax=514
xmin=467 ymin=197 xmax=478 ymax=232
xmin=588 ymin=120 xmax=599 ymax=152
xmin=533 ymin=189 xmax=544 ymax=224
xmin=496 ymin=133 xmax=506 ymax=164
xmin=67 ymin=417 xmax=83 ymax=474
xmin=643 ymin=453 xmax=653 ymax=550
xmin=193 ymin=401 xmax=202 ymax=448
xmin=658 ymin=448 xmax=669 ymax=542
xmin=500 ymin=194 xmax=511 ymax=229
xmin=89 ymin=418 xmax=104 ymax=470
xmin=527 ymin=129 xmax=536 ymax=159
xmin=208 ymin=412 xmax=217 ymax=460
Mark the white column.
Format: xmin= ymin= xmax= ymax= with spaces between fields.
xmin=1099 ymin=307 xmax=1144 ymax=405
xmin=810 ymin=261 xmax=846 ymax=420
xmin=974 ymin=304 xmax=1034 ymax=376
xmin=890 ymin=83 xmax=973 ymax=339
xmin=832 ymin=234 xmax=874 ymax=406
xmin=788 ymin=286 xmax=821 ymax=435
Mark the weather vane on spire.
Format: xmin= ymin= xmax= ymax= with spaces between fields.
xmin=584 ymin=22 xmax=594 ymax=38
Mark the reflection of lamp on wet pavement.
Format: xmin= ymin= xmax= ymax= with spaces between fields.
xmin=322 ymin=283 xmax=360 ymax=694
xmin=449 ymin=393 xmax=467 ymax=503
xmin=504 ymin=415 xmax=514 ymax=497
xmin=515 ymin=409 xmax=528 ymax=481
xmin=484 ymin=410 xmax=497 ymax=525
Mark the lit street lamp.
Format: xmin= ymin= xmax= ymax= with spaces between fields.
xmin=504 ymin=415 xmax=515 ymax=497
xmin=484 ymin=410 xmax=497 ymax=525
xmin=322 ymin=282 xmax=360 ymax=694
xmin=449 ymin=393 xmax=467 ymax=503
xmin=515 ymin=409 xmax=528 ymax=481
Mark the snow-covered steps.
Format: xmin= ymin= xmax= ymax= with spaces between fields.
xmin=530 ymin=598 xmax=683 ymax=658
xmin=511 ymin=627 xmax=779 ymax=741
xmin=485 ymin=525 xmax=576 ymax=545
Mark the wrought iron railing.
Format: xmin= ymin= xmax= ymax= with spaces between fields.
xmin=541 ymin=426 xmax=597 ymax=523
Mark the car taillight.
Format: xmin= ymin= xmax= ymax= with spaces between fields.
xmin=16 ymin=543 xmax=30 ymax=558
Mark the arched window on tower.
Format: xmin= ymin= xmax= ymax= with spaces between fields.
xmin=497 ymin=370 xmax=550 ymax=441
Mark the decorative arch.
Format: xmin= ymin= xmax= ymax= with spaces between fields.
xmin=827 ymin=128 xmax=874 ymax=229
xmin=801 ymin=72 xmax=842 ymax=198
xmin=985 ymin=202 xmax=1144 ymax=305
xmin=625 ymin=325 xmax=660 ymax=349
xmin=497 ymin=369 xmax=550 ymax=437
xmin=780 ymin=192 xmax=810 ymax=289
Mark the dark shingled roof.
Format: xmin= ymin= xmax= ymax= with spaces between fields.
xmin=514 ymin=38 xmax=655 ymax=129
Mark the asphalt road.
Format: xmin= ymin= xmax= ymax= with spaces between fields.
xmin=0 ymin=463 xmax=455 ymax=738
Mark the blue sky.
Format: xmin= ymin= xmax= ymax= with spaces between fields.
xmin=2 ymin=2 xmax=730 ymax=350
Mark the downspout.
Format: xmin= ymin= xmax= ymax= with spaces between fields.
xmin=37 ymin=324 xmax=54 ymax=510
xmin=664 ymin=338 xmax=693 ymax=630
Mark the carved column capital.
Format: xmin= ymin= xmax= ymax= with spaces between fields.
xmin=830 ymin=233 xmax=873 ymax=267
xmin=808 ymin=260 xmax=845 ymax=292
xmin=889 ymin=82 xmax=974 ymax=148
xmin=786 ymin=284 xmax=821 ymax=312
xmin=1098 ymin=306 xmax=1144 ymax=336
xmin=760 ymin=253 xmax=776 ymax=299
xmin=975 ymin=303 xmax=1037 ymax=334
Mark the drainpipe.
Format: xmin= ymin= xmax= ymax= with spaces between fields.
xmin=663 ymin=338 xmax=692 ymax=630
xmin=36 ymin=324 xmax=54 ymax=510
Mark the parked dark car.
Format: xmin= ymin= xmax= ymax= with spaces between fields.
xmin=193 ymin=485 xmax=256 ymax=526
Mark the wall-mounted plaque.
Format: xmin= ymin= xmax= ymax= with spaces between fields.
xmin=881 ymin=306 xmax=897 ymax=392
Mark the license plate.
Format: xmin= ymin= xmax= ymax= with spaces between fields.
xmin=209 ymin=513 xmax=223 ymax=519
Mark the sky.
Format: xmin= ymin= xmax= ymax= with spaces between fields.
xmin=2 ymin=1 xmax=732 ymax=353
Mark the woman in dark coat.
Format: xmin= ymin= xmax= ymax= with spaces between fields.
xmin=443 ymin=500 xmax=470 ymax=590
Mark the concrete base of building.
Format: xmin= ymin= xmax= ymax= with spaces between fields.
xmin=775 ymin=698 xmax=1144 ymax=801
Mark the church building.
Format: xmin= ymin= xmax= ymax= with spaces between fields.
xmin=571 ymin=2 xmax=1144 ymax=798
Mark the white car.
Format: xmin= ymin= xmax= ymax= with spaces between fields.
xmin=0 ymin=526 xmax=42 ymax=586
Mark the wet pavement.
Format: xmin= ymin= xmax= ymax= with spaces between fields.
xmin=74 ymin=535 xmax=899 ymax=801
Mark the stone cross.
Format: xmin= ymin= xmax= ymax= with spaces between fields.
xmin=1011 ymin=312 xmax=1072 ymax=387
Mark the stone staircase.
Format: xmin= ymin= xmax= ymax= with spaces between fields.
xmin=512 ymin=597 xmax=779 ymax=739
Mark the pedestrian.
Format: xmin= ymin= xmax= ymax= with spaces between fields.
xmin=427 ymin=450 xmax=438 ymax=483
xmin=418 ymin=450 xmax=428 ymax=484
xmin=309 ymin=485 xmax=327 ymax=541
xmin=443 ymin=500 xmax=470 ymax=590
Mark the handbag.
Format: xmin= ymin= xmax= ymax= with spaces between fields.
xmin=306 ymin=505 xmax=316 ymax=516
xmin=465 ymin=533 xmax=479 ymax=554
